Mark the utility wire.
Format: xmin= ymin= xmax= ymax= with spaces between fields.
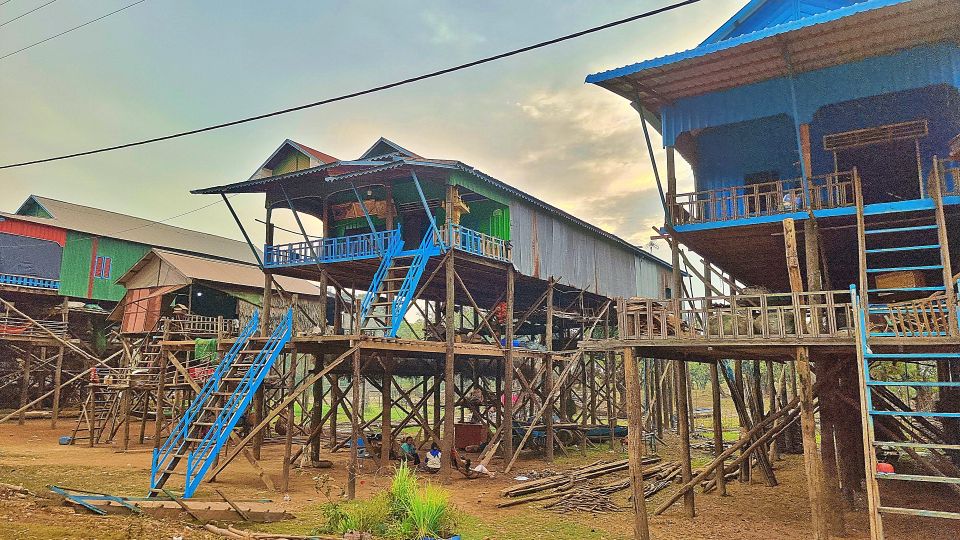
xmin=0 ymin=0 xmax=147 ymax=62
xmin=0 ymin=0 xmax=702 ymax=170
xmin=0 ymin=0 xmax=58 ymax=29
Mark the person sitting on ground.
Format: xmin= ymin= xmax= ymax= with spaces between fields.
xmin=400 ymin=436 xmax=420 ymax=465
xmin=424 ymin=442 xmax=442 ymax=473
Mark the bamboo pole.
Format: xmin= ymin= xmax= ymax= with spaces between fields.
xmin=623 ymin=347 xmax=651 ymax=540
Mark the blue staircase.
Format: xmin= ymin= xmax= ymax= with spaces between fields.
xmin=360 ymin=227 xmax=442 ymax=337
xmin=149 ymin=309 xmax=294 ymax=498
xmin=851 ymin=167 xmax=960 ymax=535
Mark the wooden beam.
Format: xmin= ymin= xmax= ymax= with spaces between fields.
xmin=347 ymin=348 xmax=361 ymax=500
xmin=502 ymin=267 xmax=515 ymax=468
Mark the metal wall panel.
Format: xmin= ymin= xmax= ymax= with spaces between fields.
xmin=509 ymin=203 xmax=645 ymax=298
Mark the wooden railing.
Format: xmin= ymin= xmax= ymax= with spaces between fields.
xmin=672 ymin=171 xmax=856 ymax=225
xmin=617 ymin=290 xmax=855 ymax=342
xmin=165 ymin=315 xmax=238 ymax=337
xmin=437 ymin=223 xmax=511 ymax=263
xmin=0 ymin=314 xmax=68 ymax=338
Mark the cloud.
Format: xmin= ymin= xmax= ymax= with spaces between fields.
xmin=421 ymin=12 xmax=485 ymax=46
xmin=493 ymin=87 xmax=684 ymax=247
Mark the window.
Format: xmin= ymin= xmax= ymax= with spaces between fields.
xmin=93 ymin=255 xmax=112 ymax=280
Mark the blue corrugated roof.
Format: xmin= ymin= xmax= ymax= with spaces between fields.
xmin=585 ymin=0 xmax=909 ymax=85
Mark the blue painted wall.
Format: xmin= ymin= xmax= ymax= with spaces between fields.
xmin=661 ymin=43 xmax=960 ymax=146
xmin=692 ymin=114 xmax=801 ymax=192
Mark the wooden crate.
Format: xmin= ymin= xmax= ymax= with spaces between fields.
xmin=875 ymin=270 xmax=926 ymax=290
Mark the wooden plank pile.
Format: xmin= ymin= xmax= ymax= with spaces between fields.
xmin=498 ymin=457 xmax=681 ymax=512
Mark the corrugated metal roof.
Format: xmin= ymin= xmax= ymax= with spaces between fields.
xmin=6 ymin=196 xmax=258 ymax=264
xmin=119 ymin=248 xmax=324 ymax=297
xmin=193 ymin=142 xmax=675 ymax=271
xmin=584 ymin=0 xmax=954 ymax=108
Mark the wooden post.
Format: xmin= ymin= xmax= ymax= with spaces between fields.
xmin=544 ymin=279 xmax=555 ymax=462
xmin=623 ymin=347 xmax=651 ymax=540
xmin=310 ymin=354 xmax=323 ymax=462
xmin=329 ymin=374 xmax=340 ymax=448
xmin=796 ymin=346 xmax=831 ymax=540
xmin=154 ymin=322 xmax=169 ymax=449
xmin=18 ymin=347 xmax=32 ymax=425
xmin=767 ymin=360 xmax=780 ymax=461
xmin=502 ymin=267 xmax=515 ymax=468
xmin=711 ymin=361 xmax=727 ymax=496
xmin=674 ymin=359 xmax=695 ymax=517
xmin=347 ymin=348 xmax=361 ymax=500
xmin=51 ymin=297 xmax=69 ymax=428
xmin=281 ymin=348 xmax=298 ymax=492
xmin=381 ymin=353 xmax=393 ymax=468
xmin=441 ymin=250 xmax=456 ymax=481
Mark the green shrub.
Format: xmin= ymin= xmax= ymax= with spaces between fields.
xmin=321 ymin=464 xmax=459 ymax=539
xmin=389 ymin=461 xmax=418 ymax=519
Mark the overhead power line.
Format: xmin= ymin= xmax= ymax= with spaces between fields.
xmin=0 ymin=0 xmax=702 ymax=171
xmin=0 ymin=0 xmax=58 ymax=29
xmin=0 ymin=0 xmax=147 ymax=62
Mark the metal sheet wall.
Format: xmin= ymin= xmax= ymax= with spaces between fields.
xmin=510 ymin=203 xmax=644 ymax=298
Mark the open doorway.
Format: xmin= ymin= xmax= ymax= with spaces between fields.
xmin=827 ymin=120 xmax=927 ymax=205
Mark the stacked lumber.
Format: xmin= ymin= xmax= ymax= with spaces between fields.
xmin=498 ymin=458 xmax=681 ymax=510
xmin=544 ymin=489 xmax=622 ymax=514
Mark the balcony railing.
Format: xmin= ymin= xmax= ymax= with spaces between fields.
xmin=165 ymin=315 xmax=239 ymax=337
xmin=617 ymin=290 xmax=855 ymax=342
xmin=264 ymin=228 xmax=400 ymax=268
xmin=436 ymin=223 xmax=511 ymax=263
xmin=0 ymin=273 xmax=59 ymax=291
xmin=672 ymin=171 xmax=856 ymax=225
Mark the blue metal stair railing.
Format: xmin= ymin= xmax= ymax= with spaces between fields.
xmin=150 ymin=310 xmax=260 ymax=491
xmin=358 ymin=229 xmax=404 ymax=326
xmin=181 ymin=308 xmax=293 ymax=498
xmin=388 ymin=226 xmax=442 ymax=337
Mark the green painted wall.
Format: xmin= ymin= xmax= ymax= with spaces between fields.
xmin=17 ymin=198 xmax=53 ymax=218
xmin=273 ymin=149 xmax=310 ymax=175
xmin=58 ymin=231 xmax=150 ymax=302
xmin=460 ymin=200 xmax=510 ymax=241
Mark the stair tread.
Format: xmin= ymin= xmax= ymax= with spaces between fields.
xmin=865 ymin=244 xmax=940 ymax=253
xmin=865 ymin=224 xmax=938 ymax=234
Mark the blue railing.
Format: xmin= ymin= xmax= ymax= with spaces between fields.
xmin=150 ymin=310 xmax=260 ymax=492
xmin=0 ymin=273 xmax=59 ymax=290
xmin=359 ymin=233 xmax=404 ymax=325
xmin=182 ymin=308 xmax=292 ymax=498
xmin=437 ymin=223 xmax=510 ymax=263
xmin=389 ymin=227 xmax=442 ymax=336
xmin=264 ymin=229 xmax=400 ymax=268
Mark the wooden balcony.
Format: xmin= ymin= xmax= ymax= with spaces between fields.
xmin=672 ymin=171 xmax=856 ymax=225
xmin=616 ymin=290 xmax=855 ymax=343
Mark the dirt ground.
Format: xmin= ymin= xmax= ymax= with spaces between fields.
xmin=0 ymin=419 xmax=957 ymax=540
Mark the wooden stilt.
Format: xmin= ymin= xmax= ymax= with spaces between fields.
xmin=281 ymin=349 xmax=299 ymax=492
xmin=674 ymin=359 xmax=695 ymax=517
xmin=622 ymin=347 xmax=651 ymax=540
xmin=796 ymin=346 xmax=831 ymax=540
xmin=347 ymin=348 xmax=361 ymax=500
xmin=381 ymin=353 xmax=393 ymax=468
xmin=18 ymin=347 xmax=32 ymax=425
xmin=711 ymin=361 xmax=727 ymax=496
xmin=545 ymin=279 xmax=555 ymax=462
xmin=51 ymin=297 xmax=69 ymax=428
xmin=441 ymin=249 xmax=456 ymax=481
xmin=329 ymin=374 xmax=340 ymax=448
xmin=502 ymin=267 xmax=515 ymax=468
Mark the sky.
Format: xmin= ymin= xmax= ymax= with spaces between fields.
xmin=0 ymin=0 xmax=744 ymax=254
